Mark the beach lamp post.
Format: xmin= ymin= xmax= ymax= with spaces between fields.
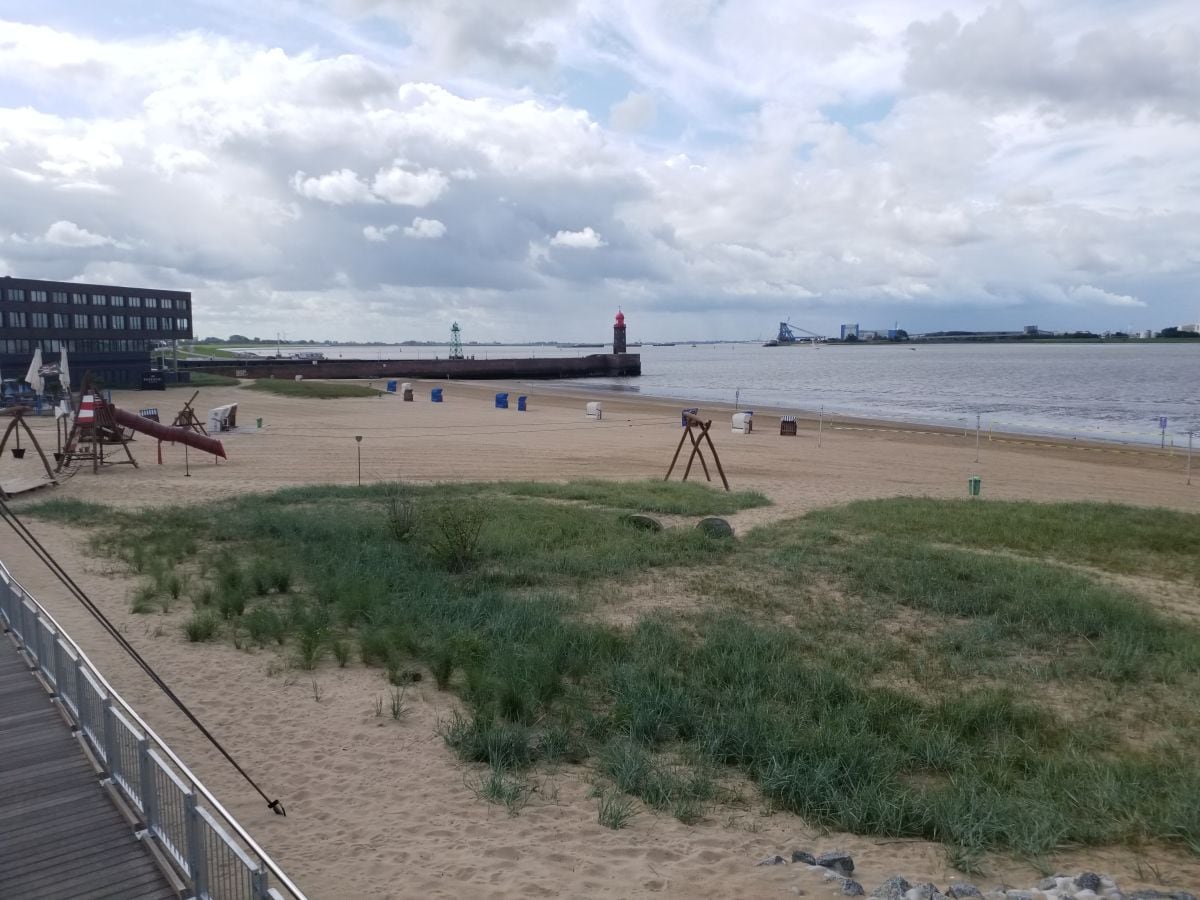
xmin=355 ymin=435 xmax=363 ymax=486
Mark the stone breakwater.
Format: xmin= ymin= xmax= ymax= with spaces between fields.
xmin=754 ymin=850 xmax=1197 ymax=900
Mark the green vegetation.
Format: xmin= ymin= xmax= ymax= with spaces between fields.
xmin=182 ymin=343 xmax=238 ymax=358
xmin=499 ymin=479 xmax=770 ymax=516
xmin=243 ymin=379 xmax=383 ymax=399
xmin=27 ymin=486 xmax=1200 ymax=865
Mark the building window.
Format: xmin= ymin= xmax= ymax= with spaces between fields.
xmin=72 ymin=292 xmax=87 ymax=305
xmin=52 ymin=291 xmax=67 ymax=303
xmin=31 ymin=290 xmax=48 ymax=303
xmin=74 ymin=313 xmax=89 ymax=328
xmin=128 ymin=296 xmax=142 ymax=308
xmin=144 ymin=297 xmax=158 ymax=309
xmin=159 ymin=317 xmax=172 ymax=331
xmin=145 ymin=317 xmax=158 ymax=331
xmin=112 ymin=315 xmax=125 ymax=330
xmin=7 ymin=311 xmax=27 ymax=327
xmin=41 ymin=339 xmax=61 ymax=352
xmin=111 ymin=295 xmax=125 ymax=307
xmin=91 ymin=294 xmax=107 ymax=306
xmin=130 ymin=315 xmax=142 ymax=330
xmin=92 ymin=314 xmax=107 ymax=329
xmin=176 ymin=298 xmax=188 ymax=311
xmin=31 ymin=312 xmax=49 ymax=328
xmin=1 ymin=339 xmax=31 ymax=353
xmin=176 ymin=317 xmax=189 ymax=331
xmin=6 ymin=288 xmax=26 ymax=301
xmin=53 ymin=313 xmax=69 ymax=328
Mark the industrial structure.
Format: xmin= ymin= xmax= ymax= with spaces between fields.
xmin=0 ymin=276 xmax=192 ymax=388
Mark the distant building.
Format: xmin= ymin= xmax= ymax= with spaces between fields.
xmin=1023 ymin=325 xmax=1039 ymax=335
xmin=1182 ymin=324 xmax=1200 ymax=334
xmin=0 ymin=276 xmax=193 ymax=388
xmin=840 ymin=323 xmax=859 ymax=340
xmin=1142 ymin=329 xmax=1154 ymax=339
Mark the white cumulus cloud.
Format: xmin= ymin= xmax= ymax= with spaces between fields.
xmin=549 ymin=226 xmax=606 ymax=249
xmin=403 ymin=217 xmax=446 ymax=239
xmin=1066 ymin=285 xmax=1146 ymax=308
xmin=363 ymin=224 xmax=400 ymax=242
xmin=292 ymin=169 xmax=374 ymax=205
xmin=371 ymin=164 xmax=449 ymax=207
xmin=43 ymin=220 xmax=114 ymax=247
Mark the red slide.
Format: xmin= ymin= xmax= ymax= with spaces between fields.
xmin=111 ymin=406 xmax=227 ymax=459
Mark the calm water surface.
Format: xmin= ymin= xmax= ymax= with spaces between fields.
xmin=250 ymin=341 xmax=1198 ymax=444
xmin=571 ymin=343 xmax=1200 ymax=445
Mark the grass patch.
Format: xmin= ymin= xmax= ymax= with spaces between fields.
xmin=243 ymin=379 xmax=383 ymax=399
xmin=32 ymin=486 xmax=1200 ymax=860
xmin=184 ymin=610 xmax=221 ymax=642
xmin=500 ymin=479 xmax=770 ymax=516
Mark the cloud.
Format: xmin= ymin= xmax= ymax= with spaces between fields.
xmin=610 ymin=91 xmax=656 ymax=132
xmin=43 ymin=220 xmax=115 ymax=247
xmin=293 ymin=169 xmax=374 ymax=205
xmin=363 ymin=224 xmax=400 ymax=242
xmin=404 ymin=217 xmax=446 ymax=239
xmin=371 ymin=164 xmax=449 ymax=207
xmin=549 ymin=226 xmax=606 ymax=249
xmin=1066 ymin=285 xmax=1146 ymax=308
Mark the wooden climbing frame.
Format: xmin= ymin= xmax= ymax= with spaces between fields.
xmin=170 ymin=391 xmax=208 ymax=435
xmin=664 ymin=412 xmax=730 ymax=492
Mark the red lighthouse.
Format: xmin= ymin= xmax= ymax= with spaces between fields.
xmin=613 ymin=310 xmax=627 ymax=354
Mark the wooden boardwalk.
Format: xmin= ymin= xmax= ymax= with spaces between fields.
xmin=0 ymin=636 xmax=178 ymax=900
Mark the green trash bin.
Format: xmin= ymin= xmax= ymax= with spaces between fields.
xmin=256 ymin=417 xmax=263 ymax=429
xmin=968 ymin=475 xmax=981 ymax=497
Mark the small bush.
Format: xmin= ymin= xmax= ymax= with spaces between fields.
xmin=597 ymin=791 xmax=637 ymax=829
xmin=332 ymin=638 xmax=352 ymax=667
xmin=384 ymin=485 xmax=419 ymax=543
xmin=184 ymin=611 xmax=221 ymax=642
xmin=476 ymin=766 xmax=531 ymax=816
xmin=130 ymin=582 xmax=158 ymax=614
xmin=243 ymin=606 xmax=287 ymax=645
xmin=427 ymin=500 xmax=491 ymax=571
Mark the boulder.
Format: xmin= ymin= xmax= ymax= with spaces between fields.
xmin=946 ymin=884 xmax=982 ymax=899
xmin=815 ymin=851 xmax=855 ymax=877
xmin=696 ymin=517 xmax=734 ymax=538
xmin=791 ymin=850 xmax=817 ymax=865
xmin=872 ymin=876 xmax=911 ymax=900
xmin=756 ymin=855 xmax=786 ymax=867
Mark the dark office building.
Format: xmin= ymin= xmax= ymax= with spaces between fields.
xmin=0 ymin=276 xmax=192 ymax=388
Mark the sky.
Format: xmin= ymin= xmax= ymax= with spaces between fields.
xmin=1 ymin=1 xmax=1198 ymax=342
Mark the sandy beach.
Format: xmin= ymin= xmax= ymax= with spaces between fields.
xmin=2 ymin=379 xmax=1198 ymax=898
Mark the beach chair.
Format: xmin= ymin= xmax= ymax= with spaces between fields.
xmin=780 ymin=415 xmax=797 ymax=436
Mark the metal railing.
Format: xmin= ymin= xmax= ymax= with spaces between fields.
xmin=0 ymin=558 xmax=305 ymax=900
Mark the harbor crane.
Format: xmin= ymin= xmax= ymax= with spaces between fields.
xmin=766 ymin=319 xmax=825 ymax=346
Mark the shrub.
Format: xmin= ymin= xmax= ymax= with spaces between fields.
xmin=184 ymin=611 xmax=221 ymax=642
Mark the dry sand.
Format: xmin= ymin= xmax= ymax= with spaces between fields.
xmin=2 ymin=380 xmax=1198 ymax=898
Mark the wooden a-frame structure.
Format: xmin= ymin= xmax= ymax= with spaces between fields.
xmin=170 ymin=391 xmax=208 ymax=435
xmin=57 ymin=375 xmax=138 ymax=473
xmin=664 ymin=412 xmax=730 ymax=492
xmin=0 ymin=407 xmax=57 ymax=499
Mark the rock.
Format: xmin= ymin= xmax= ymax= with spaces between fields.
xmin=1130 ymin=893 xmax=1198 ymax=900
xmin=907 ymin=884 xmax=941 ymax=900
xmin=839 ymin=879 xmax=865 ymax=897
xmin=947 ymin=884 xmax=983 ymax=899
xmin=815 ymin=851 xmax=855 ymax=877
xmin=696 ymin=516 xmax=734 ymax=538
xmin=756 ymin=855 xmax=786 ymax=866
xmin=1075 ymin=891 xmax=1099 ymax=900
xmin=872 ymin=876 xmax=911 ymax=900
xmin=792 ymin=850 xmax=817 ymax=865
xmin=1076 ymin=876 xmax=1103 ymax=893
xmin=1039 ymin=879 xmax=1062 ymax=891
xmin=623 ymin=513 xmax=664 ymax=531
xmin=1005 ymin=892 xmax=1036 ymax=900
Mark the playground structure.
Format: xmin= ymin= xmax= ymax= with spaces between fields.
xmin=0 ymin=407 xmax=57 ymax=499
xmin=664 ymin=411 xmax=730 ymax=492
xmin=170 ymin=391 xmax=208 ymax=433
xmin=53 ymin=381 xmax=228 ymax=475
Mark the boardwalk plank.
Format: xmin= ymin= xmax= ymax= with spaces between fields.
xmin=0 ymin=636 xmax=175 ymax=900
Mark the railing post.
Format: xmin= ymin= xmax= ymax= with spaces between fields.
xmin=38 ymin=618 xmax=54 ymax=684
xmin=75 ymin=656 xmax=90 ymax=746
xmin=53 ymin=637 xmax=68 ymax=703
xmin=101 ymin=697 xmax=117 ymax=773
xmin=252 ymin=866 xmax=271 ymax=899
xmin=138 ymin=738 xmax=156 ymax=829
xmin=184 ymin=790 xmax=208 ymax=898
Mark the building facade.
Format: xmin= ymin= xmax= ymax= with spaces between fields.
xmin=0 ymin=276 xmax=192 ymax=388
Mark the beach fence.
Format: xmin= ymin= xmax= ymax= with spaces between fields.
xmin=0 ymin=557 xmax=305 ymax=900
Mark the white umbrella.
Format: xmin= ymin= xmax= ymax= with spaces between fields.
xmin=24 ymin=348 xmax=44 ymax=395
xmin=59 ymin=346 xmax=71 ymax=393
